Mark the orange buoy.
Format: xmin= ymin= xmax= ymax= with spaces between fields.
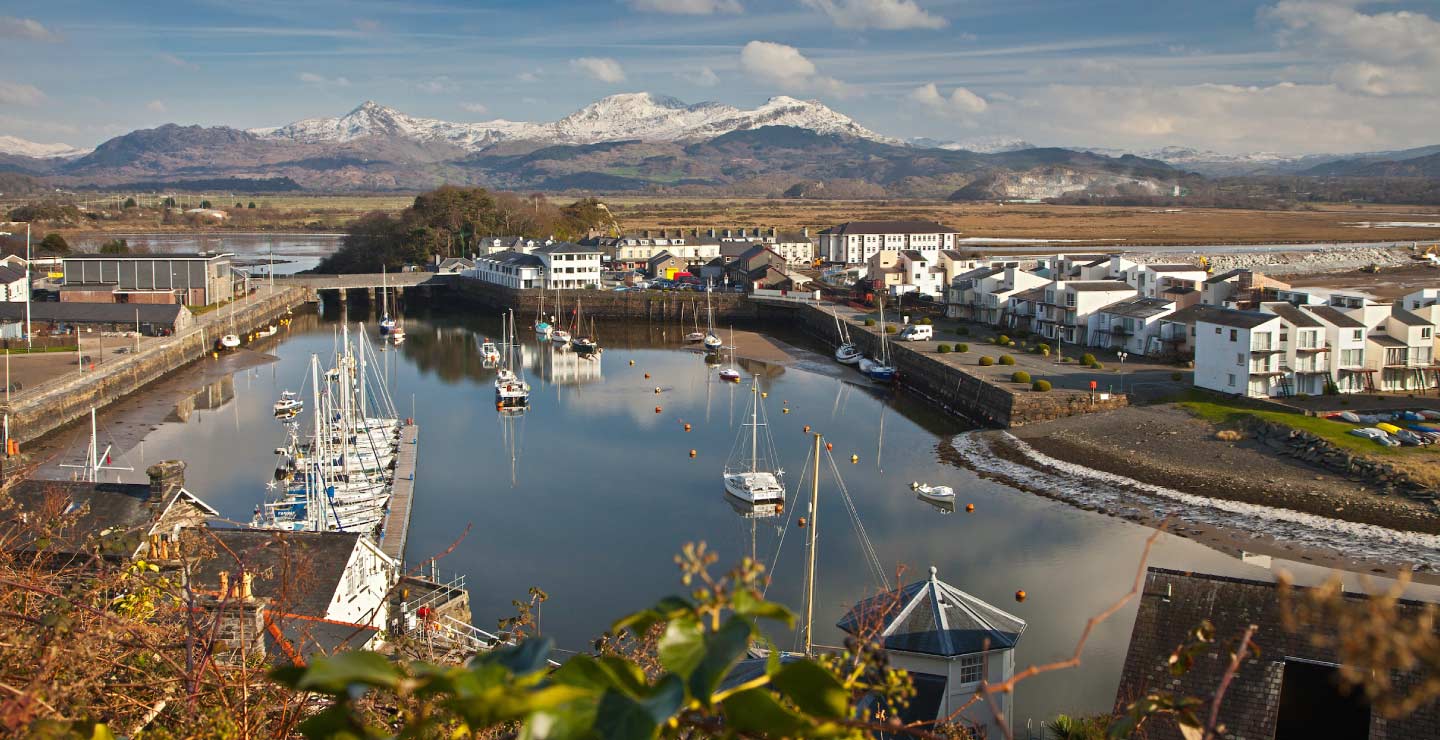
xmin=825 ymin=442 xmax=833 ymax=451
xmin=782 ymin=408 xmax=790 ymax=414
xmin=655 ymin=406 xmax=663 ymax=413
xmin=496 ymin=403 xmax=503 ymax=410
xmin=797 ymin=517 xmax=807 ymax=528
xmin=629 ymin=360 xmax=635 ymax=366
xmin=965 ymin=503 xmax=975 ymax=513
xmin=684 ymin=423 xmax=692 ymax=431
xmin=1015 ymin=590 xmax=1027 ymax=603
xmin=644 ymin=373 xmax=651 ymax=379
xmin=689 ymin=449 xmax=697 ymax=458
xmin=803 ymin=425 xmax=810 ymax=433
xmin=850 ymin=454 xmax=859 ymax=463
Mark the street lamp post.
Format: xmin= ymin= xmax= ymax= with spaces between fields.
xmin=1118 ymin=351 xmax=1129 ymax=393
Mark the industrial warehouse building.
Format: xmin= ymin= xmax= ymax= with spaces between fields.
xmin=60 ymin=253 xmax=236 ymax=307
xmin=0 ymin=301 xmax=193 ymax=335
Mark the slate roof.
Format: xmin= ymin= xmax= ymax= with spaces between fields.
xmin=837 ymin=567 xmax=1026 ymax=657
xmin=1199 ymin=308 xmax=1281 ymax=330
xmin=1370 ymin=334 xmax=1408 ymax=348
xmin=1144 ymin=263 xmax=1205 ymax=272
xmin=65 ymin=253 xmax=232 ymax=261
xmin=0 ymin=265 xmax=26 ymax=284
xmin=1100 ymin=296 xmax=1175 ymax=319
xmin=1011 ymin=286 xmax=1047 ymax=302
xmin=188 ymin=529 xmax=364 ymax=619
xmin=7 ymin=478 xmax=217 ymax=552
xmin=267 ymin=614 xmax=379 ymax=661
xmin=437 ymin=258 xmax=474 ymax=270
xmin=1067 ymin=280 xmax=1132 ymax=292
xmin=900 ymin=249 xmax=928 ymax=261
xmin=480 ymin=250 xmax=543 ymax=268
xmin=1162 ymin=303 xmax=1232 ymax=325
xmin=0 ymin=302 xmax=187 ymax=325
xmin=531 ymin=241 xmax=602 ymax=255
xmin=1263 ymin=302 xmax=1323 ymax=328
xmin=1303 ymin=304 xmax=1365 ymax=328
xmin=940 ymin=249 xmax=967 ymax=260
xmin=819 ymin=220 xmax=957 ymax=235
xmin=1391 ymin=307 xmax=1435 ymax=327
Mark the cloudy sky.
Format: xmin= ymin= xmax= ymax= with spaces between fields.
xmin=2 ymin=0 xmax=1438 ymax=154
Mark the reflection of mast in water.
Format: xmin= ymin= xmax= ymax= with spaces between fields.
xmin=499 ymin=409 xmax=525 ymax=487
xmin=876 ymin=399 xmax=887 ymax=473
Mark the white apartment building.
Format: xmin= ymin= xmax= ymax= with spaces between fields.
xmin=606 ymin=230 xmax=722 ymax=269
xmin=818 ymin=220 xmax=959 ymax=264
xmin=1194 ymin=310 xmax=1285 ymax=398
xmin=1259 ymin=303 xmax=1332 ymax=396
xmin=1302 ymin=304 xmax=1371 ymax=393
xmin=1034 ymin=280 xmax=1137 ymax=345
xmin=474 ymin=235 xmax=553 ymax=256
xmin=1367 ymin=308 xmax=1436 ymax=392
xmin=1127 ymin=264 xmax=1208 ymax=299
xmin=465 ymin=250 xmax=545 ymax=289
xmin=946 ymin=266 xmax=1050 ymax=324
xmin=1092 ymin=297 xmax=1175 ymax=355
xmin=533 ymin=242 xmax=604 ymax=289
xmin=718 ymin=227 xmax=815 ymax=266
xmin=1402 ymin=288 xmax=1440 ymax=314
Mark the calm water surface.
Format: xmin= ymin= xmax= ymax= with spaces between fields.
xmin=55 ymin=304 xmax=1393 ymax=727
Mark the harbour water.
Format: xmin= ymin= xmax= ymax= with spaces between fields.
xmin=39 ymin=301 xmax=1419 ymax=727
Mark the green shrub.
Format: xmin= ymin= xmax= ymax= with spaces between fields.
xmin=885 ymin=325 xmax=897 ymax=334
xmin=1170 ymin=371 xmax=1183 ymax=381
xmin=937 ymin=344 xmax=951 ymax=354
xmin=957 ymin=343 xmax=969 ymax=353
xmin=1036 ymin=343 xmax=1050 ymax=354
xmin=1080 ymin=353 xmax=1096 ymax=366
xmin=996 ymin=334 xmax=1010 ymax=345
xmin=919 ymin=317 xmax=932 ymax=325
xmin=999 ymin=354 xmax=1016 ymax=365
xmin=958 ymin=326 xmax=970 ymax=336
xmin=1032 ymin=379 xmax=1052 ymax=391
xmin=1323 ymin=381 xmax=1339 ymax=396
xmin=1011 ymin=371 xmax=1031 ymax=383
xmin=864 ymin=318 xmax=876 ymax=326
xmin=1090 ymin=361 xmax=1104 ymax=370
xmin=978 ymin=356 xmax=995 ymax=366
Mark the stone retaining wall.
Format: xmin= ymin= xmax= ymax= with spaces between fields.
xmin=1245 ymin=418 xmax=1437 ymax=501
xmin=446 ymin=280 xmax=757 ymax=321
xmin=2 ymin=288 xmax=306 ymax=446
xmin=776 ymin=303 xmax=1128 ymax=427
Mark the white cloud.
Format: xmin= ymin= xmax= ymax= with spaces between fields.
xmin=418 ymin=76 xmax=458 ymax=94
xmin=0 ymin=81 xmax=45 ymax=106
xmin=740 ymin=41 xmax=854 ymax=97
xmin=1263 ymin=0 xmax=1440 ymax=97
xmin=156 ymin=53 xmax=199 ymax=71
xmin=517 ymin=69 xmax=542 ymax=83
xmin=146 ymin=100 xmax=168 ymax=114
xmin=908 ymin=83 xmax=987 ymax=119
xmin=798 ymin=0 xmax=945 ymax=30
xmin=678 ymin=66 xmax=720 ymax=87
xmin=627 ymin=0 xmax=742 ymax=14
xmin=0 ymin=16 xmax=59 ymax=41
xmin=298 ymin=72 xmax=351 ymax=87
xmin=570 ymin=57 xmax=626 ymax=83
xmin=460 ymin=102 xmax=489 ymax=114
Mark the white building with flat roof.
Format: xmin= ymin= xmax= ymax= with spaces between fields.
xmin=818 ymin=220 xmax=958 ymax=264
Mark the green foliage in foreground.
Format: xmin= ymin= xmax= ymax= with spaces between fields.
xmin=272 ymin=545 xmax=914 ymax=740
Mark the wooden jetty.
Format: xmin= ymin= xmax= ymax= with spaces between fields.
xmin=380 ymin=423 xmax=419 ymax=564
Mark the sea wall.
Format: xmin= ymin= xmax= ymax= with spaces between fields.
xmin=773 ymin=302 xmax=1128 ymax=428
xmin=445 ymin=280 xmax=757 ymax=321
xmin=1245 ymin=418 xmax=1437 ymax=501
xmin=2 ymin=288 xmax=306 ymax=446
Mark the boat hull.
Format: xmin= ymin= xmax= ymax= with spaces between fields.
xmin=835 ymin=344 xmax=862 ymax=365
xmin=724 ymin=472 xmax=785 ymax=504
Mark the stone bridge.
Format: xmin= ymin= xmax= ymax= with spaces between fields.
xmin=272 ymin=272 xmax=457 ymax=301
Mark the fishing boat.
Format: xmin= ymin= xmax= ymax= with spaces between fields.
xmin=480 ymin=338 xmax=501 ymax=363
xmin=910 ymin=481 xmax=955 ymax=502
xmin=496 ymin=310 xmax=531 ymax=407
xmin=858 ymin=299 xmax=897 ymax=383
xmin=702 ymin=286 xmax=723 ymax=352
xmin=379 ymin=266 xmax=395 ymax=335
xmin=571 ymin=299 xmax=599 ymax=353
xmin=832 ymin=310 xmax=861 ymax=365
xmin=273 ymin=390 xmax=304 ymax=419
xmin=723 ymin=380 xmax=785 ymax=504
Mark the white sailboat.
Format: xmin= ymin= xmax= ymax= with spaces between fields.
xmin=534 ymin=285 xmax=552 ymax=339
xmin=571 ymin=298 xmax=599 ymax=354
xmin=718 ymin=326 xmax=741 ymax=382
xmin=723 ymin=380 xmax=785 ymax=504
xmin=703 ymin=286 xmax=723 ymax=352
xmin=683 ymin=301 xmax=704 ymax=343
xmin=219 ymin=295 xmax=240 ymax=349
xmin=379 ymin=266 xmax=395 ymax=335
xmin=496 ymin=309 xmax=531 ymax=408
xmin=833 ymin=309 xmax=861 ymax=365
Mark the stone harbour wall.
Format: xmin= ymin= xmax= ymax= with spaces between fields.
xmin=1246 ymin=418 xmax=1438 ymax=501
xmin=447 ymin=280 xmax=757 ymax=322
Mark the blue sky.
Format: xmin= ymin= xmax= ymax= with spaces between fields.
xmin=2 ymin=0 xmax=1439 ymax=154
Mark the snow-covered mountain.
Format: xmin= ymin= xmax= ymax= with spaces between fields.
xmin=910 ymin=135 xmax=1036 ymax=153
xmin=0 ymin=135 xmax=90 ymax=159
xmin=252 ymin=93 xmax=897 ymax=151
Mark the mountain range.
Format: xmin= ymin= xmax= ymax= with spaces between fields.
xmin=0 ymin=93 xmax=1434 ymax=197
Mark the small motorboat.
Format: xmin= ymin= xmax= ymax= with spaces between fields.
xmin=480 ymin=339 xmax=501 ymax=363
xmin=550 ymin=329 xmax=572 ymax=346
xmin=835 ymin=343 xmax=862 ymax=365
xmin=719 ymin=367 xmax=741 ymax=382
xmin=534 ymin=320 xmax=552 ymax=339
xmin=685 ymin=331 xmax=705 ymax=344
xmin=255 ymin=325 xmax=279 ymax=338
xmin=911 ymin=481 xmax=955 ymax=501
xmin=273 ymin=391 xmax=304 ymax=420
xmin=219 ymin=333 xmax=241 ymax=349
xmin=390 ymin=326 xmax=406 ymax=344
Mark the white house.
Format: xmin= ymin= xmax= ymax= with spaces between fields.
xmin=818 ymin=220 xmax=958 ymax=264
xmin=1302 ymin=304 xmax=1371 ymax=393
xmin=1259 ymin=302 xmax=1331 ymax=396
xmin=1125 ymin=263 xmax=1208 ymax=299
xmin=946 ymin=266 xmax=1050 ymax=325
xmin=601 ymin=230 xmax=723 ymax=271
xmin=1194 ymin=309 xmax=1285 ymax=398
xmin=1034 ymin=280 xmax=1137 ymax=345
xmin=1202 ymin=269 xmax=1289 ymax=310
xmin=532 ymin=242 xmax=604 ymax=289
xmin=1366 ymin=308 xmax=1436 ymax=392
xmin=837 ymin=567 xmax=1024 ymax=740
xmin=474 ymin=235 xmax=553 ymax=256
xmin=1092 ymin=296 xmax=1175 ymax=355
xmin=466 ymin=250 xmax=545 ymax=289
xmin=0 ymin=265 xmax=28 ymax=302
xmin=1402 ymin=288 xmax=1440 ymax=313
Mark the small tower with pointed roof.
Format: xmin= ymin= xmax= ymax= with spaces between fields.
xmin=837 ymin=566 xmax=1026 ymax=735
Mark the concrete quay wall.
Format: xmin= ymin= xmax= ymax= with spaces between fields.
xmin=446 ymin=280 xmax=757 ymax=322
xmin=3 ymin=288 xmax=306 ymax=446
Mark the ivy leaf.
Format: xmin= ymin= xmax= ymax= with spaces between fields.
xmin=721 ymin=687 xmax=813 ymax=737
xmin=657 ymin=614 xmax=705 ymax=679
xmin=732 ymin=588 xmax=797 ymax=628
xmin=690 ymin=616 xmax=753 ymax=706
xmin=293 ymin=651 xmax=401 ymax=693
xmin=772 ymin=660 xmax=849 ymax=719
xmin=551 ymin=654 xmax=649 ymax=699
xmin=592 ymin=677 xmax=684 ymax=740
xmin=482 ymin=637 xmax=555 ymax=676
xmin=611 ymin=596 xmax=695 ymax=636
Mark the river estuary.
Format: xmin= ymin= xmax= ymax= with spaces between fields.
xmin=33 ymin=297 xmax=1435 ymax=729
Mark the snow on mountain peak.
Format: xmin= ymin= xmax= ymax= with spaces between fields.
xmin=252 ymin=92 xmax=895 ymax=151
xmin=0 ymin=134 xmax=90 ymax=159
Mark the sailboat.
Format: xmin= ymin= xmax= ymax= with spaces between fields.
xmin=496 ymin=310 xmax=531 ymax=407
xmin=571 ymin=298 xmax=599 ymax=354
xmin=684 ymin=301 xmax=704 ymax=344
xmin=219 ymin=294 xmax=241 ymax=349
xmin=718 ymin=327 xmax=741 ymax=382
xmin=858 ymin=298 xmax=897 ymax=383
xmin=722 ymin=380 xmax=785 ymax=504
xmin=379 ymin=266 xmax=395 ymax=335
xmin=59 ymin=408 xmax=132 ymax=483
xmin=549 ymin=286 xmax=573 ymax=347
xmin=833 ymin=309 xmax=861 ymax=365
xmin=702 ymin=285 xmax=723 ymax=352
xmin=534 ymin=286 xmax=552 ymax=339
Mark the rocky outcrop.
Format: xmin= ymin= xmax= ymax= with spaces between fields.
xmin=1245 ymin=418 xmax=1437 ymax=502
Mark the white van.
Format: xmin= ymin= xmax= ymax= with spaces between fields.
xmin=899 ymin=324 xmax=933 ymax=341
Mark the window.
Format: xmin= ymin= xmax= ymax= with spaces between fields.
xmin=1229 ymin=329 xmax=1238 ymax=341
xmin=1352 ymin=329 xmax=1364 ymax=341
xmin=1214 ymin=327 xmax=1222 ymax=335
xmin=1227 ymin=373 xmax=1236 ymax=387
xmin=958 ymin=655 xmax=984 ymax=685
xmin=1065 ymin=293 xmax=1076 ymax=307
xmin=1340 ymin=349 xmax=1363 ymax=366
xmin=1425 ymin=328 xmax=1433 ymax=340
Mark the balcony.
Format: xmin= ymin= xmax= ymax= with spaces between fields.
xmin=1109 ymin=325 xmax=1133 ymax=336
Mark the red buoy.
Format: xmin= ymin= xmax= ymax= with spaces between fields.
xmin=1015 ymin=590 xmax=1027 ymax=603
xmin=965 ymin=503 xmax=975 ymax=513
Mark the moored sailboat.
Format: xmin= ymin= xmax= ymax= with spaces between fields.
xmin=723 ymin=380 xmax=785 ymax=504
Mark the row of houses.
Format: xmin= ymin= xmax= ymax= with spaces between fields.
xmin=942 ymin=253 xmax=1439 ymax=397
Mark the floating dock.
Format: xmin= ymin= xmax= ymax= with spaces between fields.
xmin=380 ymin=423 xmax=419 ymax=564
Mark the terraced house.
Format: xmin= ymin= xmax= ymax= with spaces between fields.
xmin=818 ymin=220 xmax=958 ymax=264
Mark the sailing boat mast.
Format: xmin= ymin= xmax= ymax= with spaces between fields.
xmin=804 ymin=431 xmax=821 ymax=657
xmin=309 ymin=353 xmax=325 ymax=532
xmin=750 ymin=382 xmax=759 ymax=472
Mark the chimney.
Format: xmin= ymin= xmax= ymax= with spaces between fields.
xmin=218 ymin=570 xmax=230 ymax=598
xmin=803 ymin=227 xmax=809 ymax=237
xmin=770 ymin=226 xmax=777 ymax=238
xmin=724 ymin=228 xmax=732 ymax=238
xmin=147 ymin=460 xmax=186 ymax=505
xmin=642 ymin=229 xmax=650 ymax=238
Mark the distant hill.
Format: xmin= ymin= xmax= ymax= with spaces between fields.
xmin=1301 ymin=151 xmax=1440 ymax=178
